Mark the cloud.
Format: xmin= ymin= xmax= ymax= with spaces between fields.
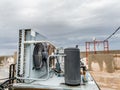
xmin=0 ymin=0 xmax=120 ymax=55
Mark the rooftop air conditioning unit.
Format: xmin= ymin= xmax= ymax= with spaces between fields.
xmin=16 ymin=29 xmax=56 ymax=82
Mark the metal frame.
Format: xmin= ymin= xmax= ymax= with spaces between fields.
xmin=85 ymin=40 xmax=109 ymax=62
xmin=24 ymin=40 xmax=55 ymax=47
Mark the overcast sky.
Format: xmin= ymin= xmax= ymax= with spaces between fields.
xmin=0 ymin=0 xmax=120 ymax=55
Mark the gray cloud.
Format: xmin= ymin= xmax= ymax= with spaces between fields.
xmin=0 ymin=0 xmax=120 ymax=55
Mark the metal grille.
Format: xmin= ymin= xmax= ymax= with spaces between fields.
xmin=17 ymin=30 xmax=25 ymax=77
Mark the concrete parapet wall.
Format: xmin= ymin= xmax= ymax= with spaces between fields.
xmin=88 ymin=54 xmax=115 ymax=73
xmin=114 ymin=54 xmax=120 ymax=69
xmin=80 ymin=50 xmax=120 ymax=58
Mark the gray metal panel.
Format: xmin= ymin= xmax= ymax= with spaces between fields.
xmin=16 ymin=29 xmax=47 ymax=80
xmin=13 ymin=72 xmax=100 ymax=90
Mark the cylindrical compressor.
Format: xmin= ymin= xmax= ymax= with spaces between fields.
xmin=64 ymin=48 xmax=80 ymax=86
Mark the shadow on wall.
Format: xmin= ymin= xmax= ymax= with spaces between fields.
xmin=88 ymin=54 xmax=115 ymax=73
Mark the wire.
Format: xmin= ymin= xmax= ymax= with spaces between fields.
xmin=104 ymin=26 xmax=120 ymax=41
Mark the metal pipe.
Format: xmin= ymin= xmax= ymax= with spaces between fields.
xmin=24 ymin=41 xmax=56 ymax=48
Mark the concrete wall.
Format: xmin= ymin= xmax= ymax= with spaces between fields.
xmin=0 ymin=56 xmax=15 ymax=65
xmin=0 ymin=56 xmax=4 ymax=64
xmin=0 ymin=56 xmax=9 ymax=64
xmin=80 ymin=50 xmax=120 ymax=58
xmin=88 ymin=54 xmax=115 ymax=73
xmin=80 ymin=50 xmax=120 ymax=73
xmin=114 ymin=54 xmax=120 ymax=69
xmin=0 ymin=56 xmax=14 ymax=70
